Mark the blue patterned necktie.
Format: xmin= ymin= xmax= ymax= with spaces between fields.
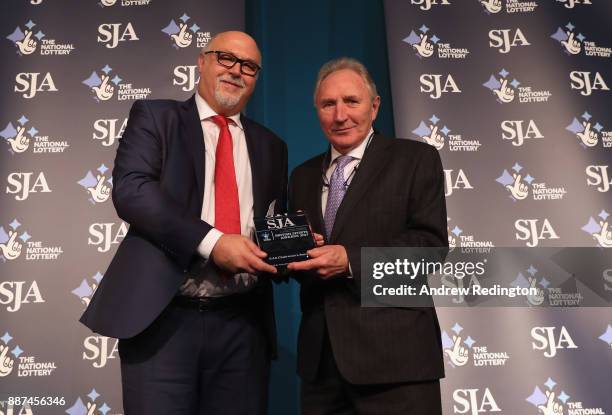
xmin=324 ymin=155 xmax=354 ymax=240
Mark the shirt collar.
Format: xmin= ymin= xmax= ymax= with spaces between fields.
xmin=195 ymin=92 xmax=243 ymax=130
xmin=329 ymin=127 xmax=374 ymax=165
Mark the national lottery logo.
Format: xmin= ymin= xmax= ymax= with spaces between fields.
xmin=566 ymin=111 xmax=610 ymax=148
xmin=510 ymin=265 xmax=548 ymax=306
xmin=77 ymin=164 xmax=112 ymax=204
xmin=402 ymin=25 xmax=469 ymax=59
xmin=599 ymin=325 xmax=612 ymax=348
xmin=552 ymin=22 xmax=611 ymax=58
xmin=581 ymin=210 xmax=612 ymax=248
xmin=66 ymin=389 xmax=123 ymax=415
xmin=478 ymin=0 xmax=539 ymax=14
xmin=442 ymin=323 xmax=510 ymax=369
xmin=83 ymin=65 xmax=151 ymax=102
xmin=0 ymin=219 xmax=63 ymax=263
xmin=6 ymin=19 xmax=75 ymax=56
xmin=412 ymin=114 xmax=481 ymax=151
xmin=0 ymin=219 xmax=28 ymax=262
xmin=526 ymin=377 xmax=606 ymax=415
xmin=82 ymin=65 xmax=122 ymax=102
xmin=98 ymin=0 xmax=151 ymax=7
xmin=161 ymin=13 xmax=211 ymax=49
xmin=0 ymin=331 xmax=57 ymax=378
xmin=483 ymin=68 xmax=552 ymax=104
xmin=551 ymin=23 xmax=584 ymax=55
xmin=496 ymin=162 xmax=567 ymax=201
xmin=1 ymin=115 xmax=70 ymax=155
xmin=72 ymin=272 xmax=103 ymax=307
xmin=447 ymin=218 xmax=495 ymax=254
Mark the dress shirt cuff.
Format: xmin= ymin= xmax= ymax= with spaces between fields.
xmin=347 ymin=262 xmax=353 ymax=278
xmin=197 ymin=228 xmax=224 ymax=259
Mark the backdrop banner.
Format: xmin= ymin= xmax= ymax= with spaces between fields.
xmin=384 ymin=1 xmax=611 ymax=414
xmin=1 ymin=1 xmax=243 ymax=414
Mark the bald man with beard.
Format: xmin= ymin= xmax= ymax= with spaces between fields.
xmin=81 ymin=31 xmax=288 ymax=415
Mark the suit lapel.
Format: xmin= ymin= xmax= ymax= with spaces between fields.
xmin=241 ymin=115 xmax=266 ymax=217
xmin=179 ymin=96 xmax=205 ymax=204
xmin=308 ymin=154 xmax=327 ymax=236
xmin=330 ymin=134 xmax=392 ymax=242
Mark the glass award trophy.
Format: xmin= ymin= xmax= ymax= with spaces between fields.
xmin=253 ymin=212 xmax=316 ymax=267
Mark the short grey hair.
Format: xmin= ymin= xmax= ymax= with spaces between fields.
xmin=313 ymin=57 xmax=378 ymax=105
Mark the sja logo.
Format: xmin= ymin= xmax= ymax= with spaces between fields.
xmin=162 ymin=13 xmax=211 ymax=49
xmin=501 ymin=120 xmax=543 ymax=146
xmin=566 ymin=111 xmax=610 ymax=148
xmin=515 ymin=219 xmax=560 ymax=247
xmin=97 ymin=22 xmax=139 ymax=49
xmin=531 ymin=326 xmax=578 ymax=358
xmin=82 ymin=335 xmax=118 ymax=368
xmin=93 ymin=118 xmax=127 ymax=147
xmin=570 ymin=71 xmax=610 ymax=96
xmin=173 ymin=65 xmax=199 ymax=92
xmin=585 ymin=165 xmax=611 ymax=192
xmin=14 ymin=72 xmax=57 ymax=99
xmin=265 ymin=217 xmax=296 ymax=229
xmin=556 ymin=0 xmax=592 ymax=9
xmin=72 ymin=272 xmax=104 ymax=307
xmin=581 ymin=210 xmax=612 ymax=248
xmin=0 ymin=401 xmax=34 ymax=415
xmin=5 ymin=171 xmax=51 ymax=201
xmin=0 ymin=281 xmax=44 ymax=313
xmin=444 ymin=169 xmax=473 ymax=197
xmin=77 ymin=164 xmax=112 ymax=204
xmin=410 ymin=0 xmax=451 ymax=11
xmin=453 ymin=388 xmax=501 ymax=414
xmin=420 ymin=74 xmax=461 ymax=99
xmin=88 ymin=222 xmax=128 ymax=253
xmin=488 ymin=28 xmax=530 ymax=53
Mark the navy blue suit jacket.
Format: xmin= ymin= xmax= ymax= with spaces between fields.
xmin=80 ymin=96 xmax=287 ymax=356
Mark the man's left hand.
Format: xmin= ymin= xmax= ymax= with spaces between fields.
xmin=287 ymin=245 xmax=349 ymax=279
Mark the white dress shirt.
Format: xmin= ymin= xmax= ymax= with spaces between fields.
xmin=179 ymin=93 xmax=257 ymax=297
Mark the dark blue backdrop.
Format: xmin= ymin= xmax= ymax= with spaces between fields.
xmin=245 ymin=1 xmax=395 ymax=413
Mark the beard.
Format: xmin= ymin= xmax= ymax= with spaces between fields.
xmin=214 ymin=75 xmax=246 ymax=109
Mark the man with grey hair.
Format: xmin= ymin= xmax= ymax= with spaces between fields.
xmin=81 ymin=31 xmax=287 ymax=414
xmin=287 ymin=57 xmax=447 ymax=414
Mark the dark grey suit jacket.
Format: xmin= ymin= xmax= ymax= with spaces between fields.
xmin=80 ymin=96 xmax=287 ymax=358
xmin=289 ymin=133 xmax=447 ymax=384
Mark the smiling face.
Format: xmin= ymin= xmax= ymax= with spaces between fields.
xmin=315 ymin=69 xmax=380 ymax=154
xmin=197 ymin=31 xmax=261 ymax=116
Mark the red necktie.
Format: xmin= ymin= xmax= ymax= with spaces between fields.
xmin=211 ymin=115 xmax=241 ymax=234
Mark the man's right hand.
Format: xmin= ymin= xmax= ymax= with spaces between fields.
xmin=210 ymin=234 xmax=277 ymax=275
